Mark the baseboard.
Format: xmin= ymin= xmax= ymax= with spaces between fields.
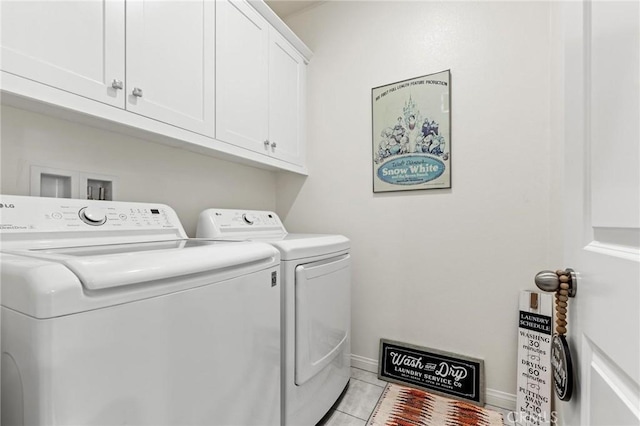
xmin=351 ymin=354 xmax=378 ymax=373
xmin=485 ymin=389 xmax=517 ymax=411
xmin=350 ymin=354 xmax=517 ymax=411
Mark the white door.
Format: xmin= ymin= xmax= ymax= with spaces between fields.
xmin=0 ymin=0 xmax=125 ymax=107
xmin=268 ymin=28 xmax=306 ymax=166
xmin=126 ymin=0 xmax=214 ymax=137
xmin=215 ymin=0 xmax=269 ymax=152
xmin=558 ymin=1 xmax=640 ymax=425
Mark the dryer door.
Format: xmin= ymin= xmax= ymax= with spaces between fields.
xmin=295 ymin=254 xmax=350 ymax=385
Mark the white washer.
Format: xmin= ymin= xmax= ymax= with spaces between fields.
xmin=0 ymin=195 xmax=281 ymax=426
xmin=197 ymin=209 xmax=351 ymax=426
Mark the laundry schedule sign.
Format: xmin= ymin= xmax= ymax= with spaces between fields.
xmin=378 ymin=339 xmax=485 ymax=406
xmin=516 ymin=291 xmax=553 ymax=426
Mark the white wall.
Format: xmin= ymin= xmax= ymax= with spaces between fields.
xmin=0 ymin=105 xmax=277 ymax=235
xmin=278 ymin=1 xmax=558 ymax=404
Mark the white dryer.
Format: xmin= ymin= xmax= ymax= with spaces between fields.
xmin=197 ymin=209 xmax=351 ymax=426
xmin=0 ymin=195 xmax=281 ymax=426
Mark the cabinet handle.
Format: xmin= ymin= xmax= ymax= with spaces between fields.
xmin=271 ymin=141 xmax=277 ymax=148
xmin=264 ymin=140 xmax=270 ymax=147
xmin=111 ymin=79 xmax=123 ymax=90
xmin=132 ymin=87 xmax=143 ymax=97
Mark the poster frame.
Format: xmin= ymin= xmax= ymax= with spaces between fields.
xmin=371 ymin=70 xmax=452 ymax=193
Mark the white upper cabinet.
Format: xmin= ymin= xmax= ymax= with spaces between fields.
xmin=268 ymin=28 xmax=306 ymax=166
xmin=215 ymin=0 xmax=270 ymax=153
xmin=1 ymin=0 xmax=213 ymax=137
xmin=216 ymin=0 xmax=307 ymax=166
xmin=1 ymin=0 xmax=126 ymax=108
xmin=126 ymin=1 xmax=214 ymax=136
xmin=1 ymin=0 xmax=310 ymax=173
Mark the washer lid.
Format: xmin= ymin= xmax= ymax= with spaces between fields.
xmin=6 ymin=239 xmax=277 ymax=290
xmin=262 ymin=234 xmax=350 ymax=260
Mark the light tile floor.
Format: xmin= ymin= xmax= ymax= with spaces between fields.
xmin=316 ymin=367 xmax=516 ymax=426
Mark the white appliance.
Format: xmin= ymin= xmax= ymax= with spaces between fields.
xmin=0 ymin=195 xmax=281 ymax=426
xmin=196 ymin=209 xmax=351 ymax=426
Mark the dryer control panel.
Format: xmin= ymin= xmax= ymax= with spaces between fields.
xmin=197 ymin=209 xmax=286 ymax=239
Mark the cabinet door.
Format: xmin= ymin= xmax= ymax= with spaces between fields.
xmin=126 ymin=0 xmax=214 ymax=137
xmin=216 ymin=0 xmax=269 ymax=153
xmin=1 ymin=0 xmax=125 ymax=108
xmin=268 ymin=29 xmax=306 ymax=165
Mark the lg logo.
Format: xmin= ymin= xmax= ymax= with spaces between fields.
xmin=0 ymin=203 xmax=16 ymax=208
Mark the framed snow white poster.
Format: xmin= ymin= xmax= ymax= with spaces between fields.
xmin=372 ymin=70 xmax=451 ymax=193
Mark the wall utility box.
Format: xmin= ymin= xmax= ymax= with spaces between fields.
xmin=31 ymin=166 xmax=117 ymax=201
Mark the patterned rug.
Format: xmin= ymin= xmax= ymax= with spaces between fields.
xmin=367 ymin=383 xmax=503 ymax=426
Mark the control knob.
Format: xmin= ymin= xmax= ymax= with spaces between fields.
xmin=79 ymin=207 xmax=107 ymax=226
xmin=242 ymin=213 xmax=256 ymax=225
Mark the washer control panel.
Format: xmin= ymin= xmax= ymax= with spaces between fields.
xmin=0 ymin=195 xmax=182 ymax=233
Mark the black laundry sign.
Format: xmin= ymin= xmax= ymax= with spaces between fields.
xmin=551 ymin=334 xmax=573 ymax=401
xmin=519 ymin=310 xmax=553 ymax=335
xmin=378 ymin=339 xmax=485 ymax=406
